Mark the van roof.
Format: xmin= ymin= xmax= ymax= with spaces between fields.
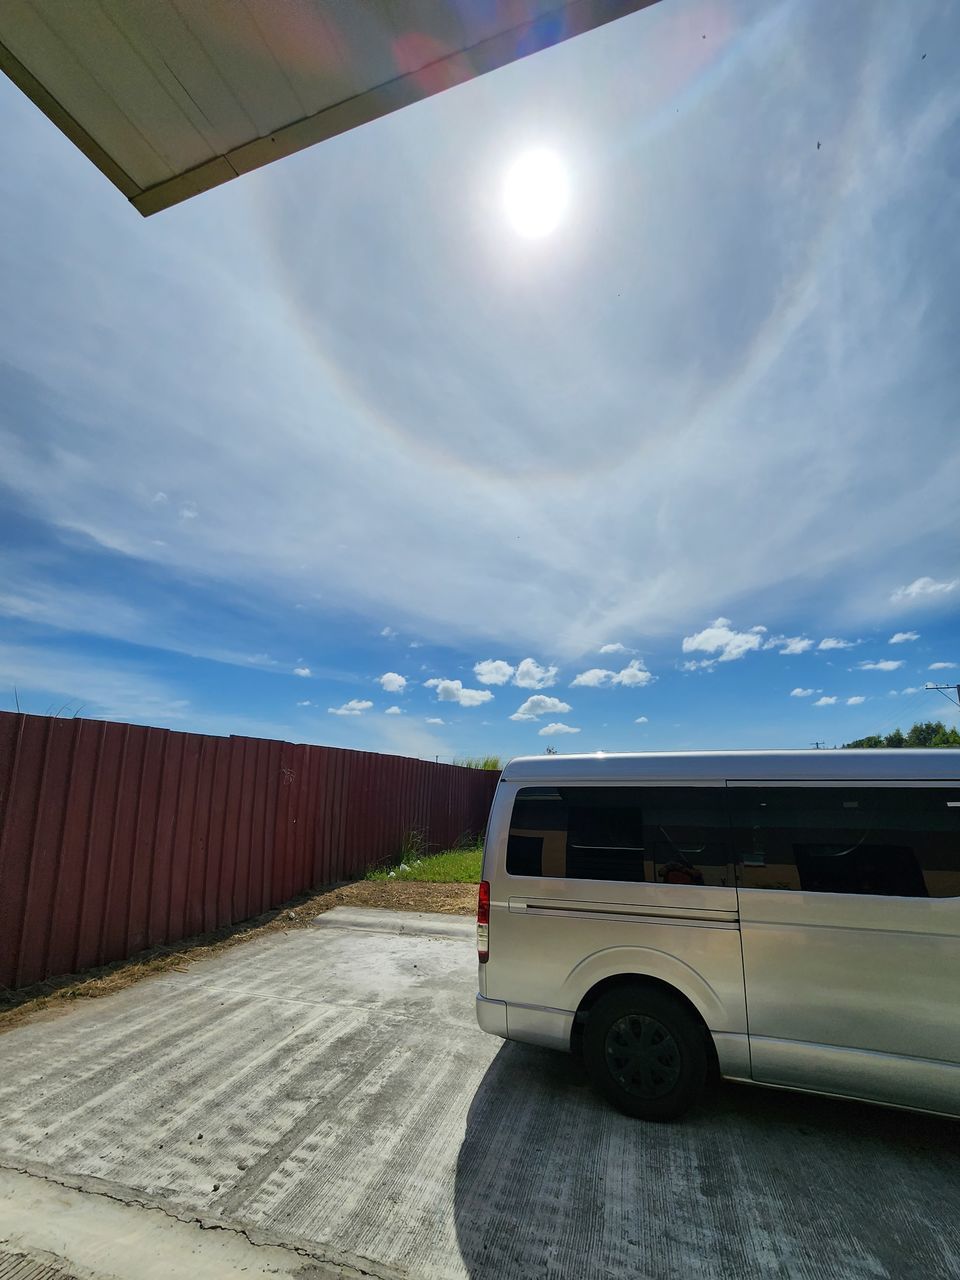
xmin=500 ymin=750 xmax=960 ymax=784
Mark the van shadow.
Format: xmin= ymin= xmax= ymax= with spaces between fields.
xmin=453 ymin=1042 xmax=960 ymax=1280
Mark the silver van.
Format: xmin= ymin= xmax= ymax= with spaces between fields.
xmin=475 ymin=750 xmax=960 ymax=1120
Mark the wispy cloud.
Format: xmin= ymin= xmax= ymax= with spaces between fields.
xmin=891 ymin=577 xmax=959 ymax=604
xmin=846 ymin=695 xmax=866 ymax=705
xmin=779 ymin=637 xmax=814 ymax=655
xmin=929 ymin=662 xmax=957 ymax=670
xmin=889 ymin=631 xmax=919 ymax=644
xmin=599 ymin=642 xmax=634 ymax=655
xmin=819 ymin=638 xmax=857 ymax=651
xmin=859 ymin=660 xmax=904 ymax=672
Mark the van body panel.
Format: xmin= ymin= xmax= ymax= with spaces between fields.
xmin=478 ymin=752 xmax=960 ymax=1117
xmin=475 ymin=994 xmax=508 ymax=1039
xmin=560 ymin=937 xmax=746 ymax=1034
xmin=737 ymin=889 xmax=960 ymax=1068
xmin=749 ymin=1037 xmax=960 ymax=1115
xmin=505 ymin=1002 xmax=575 ymax=1049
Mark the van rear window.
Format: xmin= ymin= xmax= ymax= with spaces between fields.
xmin=506 ymin=786 xmax=731 ymax=884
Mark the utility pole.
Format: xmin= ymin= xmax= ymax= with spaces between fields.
xmin=924 ymin=683 xmax=960 ymax=710
xmin=810 ymin=740 xmax=826 ymax=750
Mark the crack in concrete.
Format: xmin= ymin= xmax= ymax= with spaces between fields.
xmin=0 ymin=1161 xmax=406 ymax=1280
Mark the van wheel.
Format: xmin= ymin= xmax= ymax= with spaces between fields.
xmin=582 ymin=986 xmax=709 ymax=1121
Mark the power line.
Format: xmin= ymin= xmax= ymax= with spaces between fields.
xmin=925 ymin=682 xmax=960 ymax=710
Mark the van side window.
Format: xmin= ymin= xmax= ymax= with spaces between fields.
xmin=506 ymin=786 xmax=731 ymax=884
xmin=729 ymin=787 xmax=960 ymax=897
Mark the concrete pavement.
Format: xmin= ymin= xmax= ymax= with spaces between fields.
xmin=1 ymin=907 xmax=959 ymax=1279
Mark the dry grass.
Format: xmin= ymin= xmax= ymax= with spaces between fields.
xmin=0 ymin=879 xmax=476 ymax=1035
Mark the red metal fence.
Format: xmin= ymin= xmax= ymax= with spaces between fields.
xmin=0 ymin=711 xmax=499 ymax=990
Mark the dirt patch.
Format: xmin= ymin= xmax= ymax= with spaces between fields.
xmin=0 ymin=880 xmax=476 ymax=1035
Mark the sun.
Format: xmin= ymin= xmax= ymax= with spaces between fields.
xmin=502 ymin=149 xmax=570 ymax=239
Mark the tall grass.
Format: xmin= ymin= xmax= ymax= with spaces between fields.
xmin=454 ymin=755 xmax=502 ymax=771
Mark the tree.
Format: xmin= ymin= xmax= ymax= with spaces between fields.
xmin=843 ymin=721 xmax=959 ymax=749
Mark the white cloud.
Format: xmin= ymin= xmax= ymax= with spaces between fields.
xmin=538 ymin=722 xmax=580 ymax=736
xmin=790 ymin=687 xmax=814 ymax=697
xmin=635 ymin=716 xmax=649 ymax=724
xmin=682 ymin=618 xmax=763 ymax=663
xmin=425 ymin=716 xmax=445 ymax=725
xmin=513 ymin=658 xmax=558 ymax=689
xmin=819 ymin=638 xmax=856 ymax=651
xmin=381 ymin=626 xmax=396 ymax=637
xmin=613 ymin=659 xmax=654 ymax=687
xmin=327 ymin=699 xmax=373 ymax=716
xmin=930 ymin=662 xmax=957 ymax=670
xmin=902 ymin=687 xmax=921 ymax=695
xmin=846 ymin=695 xmax=866 ymax=705
xmin=384 ymin=705 xmax=402 ymax=714
xmin=779 ymin=637 xmax=814 ymax=655
xmin=859 ymin=660 xmax=904 ymax=671
xmin=379 ymin=671 xmax=407 ymax=693
xmin=474 ymin=659 xmax=515 ymax=685
xmin=424 ymin=678 xmax=493 ymax=707
xmin=889 ymin=631 xmax=919 ymax=644
xmin=178 ymin=503 xmax=198 ymax=521
xmin=813 ymin=696 xmax=837 ymax=706
xmin=510 ymin=695 xmax=572 ymax=721
xmin=599 ymin=642 xmax=633 ymax=655
xmin=891 ymin=577 xmax=959 ymax=603
xmin=296 ymin=699 xmax=312 ymax=706
xmin=293 ymin=666 xmax=311 ymax=677
xmin=681 ymin=658 xmax=715 ymax=672
xmin=572 ymin=659 xmax=653 ymax=688
xmin=571 ymin=667 xmax=615 ymax=687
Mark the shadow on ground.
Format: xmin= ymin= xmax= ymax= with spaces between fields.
xmin=454 ymin=1042 xmax=960 ymax=1280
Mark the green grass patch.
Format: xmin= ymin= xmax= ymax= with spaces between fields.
xmin=366 ymin=842 xmax=483 ymax=883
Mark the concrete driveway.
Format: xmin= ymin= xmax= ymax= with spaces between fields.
xmin=1 ymin=907 xmax=959 ymax=1280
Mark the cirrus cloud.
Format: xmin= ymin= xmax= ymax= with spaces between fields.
xmin=891 ymin=577 xmax=959 ymax=603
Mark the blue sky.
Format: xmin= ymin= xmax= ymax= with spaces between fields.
xmin=1 ymin=0 xmax=958 ymax=761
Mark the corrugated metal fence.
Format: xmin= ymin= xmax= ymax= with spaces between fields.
xmin=0 ymin=711 xmax=499 ymax=990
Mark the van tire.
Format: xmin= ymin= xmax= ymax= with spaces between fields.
xmin=582 ymin=985 xmax=709 ymax=1121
